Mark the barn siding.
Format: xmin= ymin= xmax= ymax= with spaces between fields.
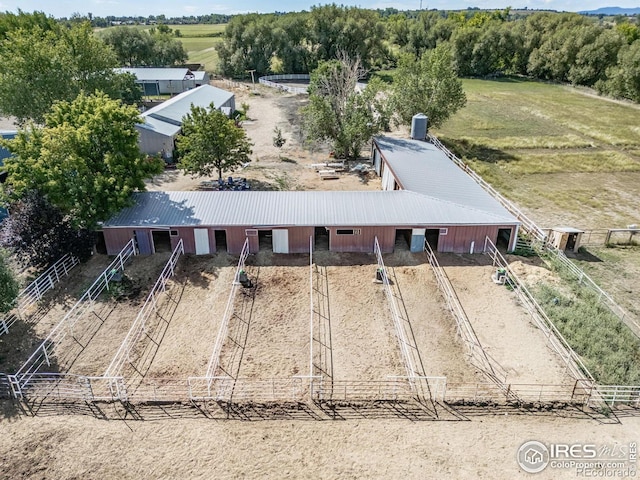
xmin=328 ymin=226 xmax=396 ymax=253
xmin=136 ymin=127 xmax=175 ymax=157
xmin=226 ymin=227 xmax=250 ymax=254
xmin=168 ymin=227 xmax=197 ymax=254
xmin=104 ymin=228 xmax=136 ymax=255
xmin=288 ymin=227 xmax=314 ymax=253
xmin=433 ymin=225 xmax=515 ymax=253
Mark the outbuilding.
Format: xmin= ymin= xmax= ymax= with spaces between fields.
xmin=118 ymin=67 xmax=210 ymax=95
xmin=136 ymin=84 xmax=235 ymax=159
xmin=102 ymin=188 xmax=519 ymax=256
xmin=371 ymin=136 xmax=520 ymax=252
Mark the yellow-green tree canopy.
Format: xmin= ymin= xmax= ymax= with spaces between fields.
xmin=1 ymin=92 xmax=163 ymax=229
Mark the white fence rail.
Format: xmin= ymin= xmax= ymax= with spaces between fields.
xmin=484 ymin=237 xmax=593 ymax=383
xmin=104 ymin=239 xmax=184 ymax=378
xmin=259 ymin=74 xmax=310 ymax=94
xmin=0 ymin=254 xmax=80 ymax=335
xmin=374 ymin=237 xmax=421 ymax=381
xmin=205 ymin=238 xmax=250 ymax=378
xmin=423 ymin=240 xmax=509 ymax=385
xmin=429 ymin=132 xmax=638 ymax=340
xmin=12 ymin=239 xmax=137 ymax=394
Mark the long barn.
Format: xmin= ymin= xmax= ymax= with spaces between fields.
xmin=102 ymin=187 xmax=519 ymax=256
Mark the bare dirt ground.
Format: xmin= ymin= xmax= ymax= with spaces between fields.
xmin=145 ymin=82 xmax=381 ymax=194
xmin=137 ymin=255 xmax=237 ymax=378
xmin=219 ymin=263 xmax=311 ymax=379
xmin=1 ymin=410 xmax=637 ymax=480
xmin=440 ymin=253 xmax=572 ymax=386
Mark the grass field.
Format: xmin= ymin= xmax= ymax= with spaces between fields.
xmin=433 ymin=78 xmax=640 ymax=229
xmin=98 ymin=23 xmax=225 ymax=72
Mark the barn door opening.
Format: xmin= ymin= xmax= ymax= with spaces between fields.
xmin=272 ymin=229 xmax=289 ymax=254
xmin=215 ymin=230 xmax=227 ymax=253
xmin=497 ymin=228 xmax=511 ymax=251
xmin=395 ymin=229 xmax=411 ymax=251
xmin=95 ymin=231 xmax=107 ymax=255
xmin=425 ymin=229 xmax=440 ymax=251
xmin=152 ymin=231 xmax=171 ymax=253
xmin=258 ymin=230 xmax=272 ymax=252
xmin=194 ymin=228 xmax=210 ymax=255
xmin=314 ymin=227 xmax=329 ymax=251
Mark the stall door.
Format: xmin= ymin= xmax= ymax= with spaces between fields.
xmin=272 ymin=229 xmax=289 ymax=254
xmin=135 ymin=230 xmax=152 ymax=255
xmin=194 ymin=228 xmax=210 ymax=255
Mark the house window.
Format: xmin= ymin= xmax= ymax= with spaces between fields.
xmin=170 ymin=230 xmax=179 ymax=237
xmin=245 ymin=229 xmax=258 ymax=237
xmin=439 ymin=228 xmax=448 ymax=235
xmin=336 ymin=229 xmax=361 ymax=235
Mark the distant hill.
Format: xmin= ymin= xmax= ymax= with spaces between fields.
xmin=579 ymin=6 xmax=640 ymax=14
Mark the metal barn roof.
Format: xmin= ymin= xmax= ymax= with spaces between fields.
xmin=374 ymin=136 xmax=516 ymax=222
xmin=104 ymin=190 xmax=518 ymax=228
xmin=118 ymin=67 xmax=193 ymax=81
xmin=137 ymin=85 xmax=234 ymax=136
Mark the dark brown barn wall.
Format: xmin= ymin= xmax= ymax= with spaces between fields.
xmin=288 ymin=227 xmax=314 ymax=253
xmin=435 ymin=225 xmax=515 ymax=253
xmin=103 ymin=228 xmax=136 ymax=255
xmin=328 ymin=226 xmax=396 ymax=253
xmin=226 ymin=227 xmax=251 ymax=254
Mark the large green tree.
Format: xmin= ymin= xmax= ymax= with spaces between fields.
xmin=176 ymin=103 xmax=253 ymax=180
xmin=1 ymin=92 xmax=163 ymax=229
xmin=391 ymin=44 xmax=466 ymax=129
xmin=101 ymin=26 xmax=187 ymax=67
xmin=0 ymin=249 xmax=19 ymax=314
xmin=302 ymin=55 xmax=389 ymax=159
xmin=0 ymin=15 xmax=140 ymax=124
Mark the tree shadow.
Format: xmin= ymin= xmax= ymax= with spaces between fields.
xmin=438 ymin=137 xmax=517 ymax=164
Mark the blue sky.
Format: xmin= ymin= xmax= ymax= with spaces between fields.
xmin=0 ymin=0 xmax=637 ymax=17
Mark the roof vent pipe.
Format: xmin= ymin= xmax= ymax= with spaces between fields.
xmin=411 ymin=113 xmax=428 ymax=141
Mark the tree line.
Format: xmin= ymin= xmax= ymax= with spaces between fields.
xmin=217 ymin=6 xmax=640 ymax=103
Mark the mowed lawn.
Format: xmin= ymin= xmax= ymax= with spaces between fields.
xmin=433 ymin=78 xmax=640 ymax=229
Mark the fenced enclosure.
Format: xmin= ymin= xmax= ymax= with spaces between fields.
xmin=0 ymin=254 xmax=80 ymax=335
xmin=484 ymin=237 xmax=592 ymax=383
xmin=10 ymin=239 xmax=137 ymax=396
xmin=423 ymin=240 xmax=508 ymax=387
xmin=205 ymin=238 xmax=250 ymax=379
xmin=104 ymin=239 xmax=184 ymax=378
xmin=258 ymin=74 xmax=310 ymax=94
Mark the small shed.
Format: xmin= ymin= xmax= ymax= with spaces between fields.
xmin=549 ymin=227 xmax=584 ymax=253
xmin=136 ymin=85 xmax=235 ymax=159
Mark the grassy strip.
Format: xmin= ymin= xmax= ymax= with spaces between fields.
xmin=532 ymin=258 xmax=640 ymax=385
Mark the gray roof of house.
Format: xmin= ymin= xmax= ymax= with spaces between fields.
xmin=374 ymin=136 xmax=516 ymax=222
xmin=118 ymin=67 xmax=193 ymax=81
xmin=104 ymin=190 xmax=519 ymax=228
xmin=137 ymin=85 xmax=234 ymax=136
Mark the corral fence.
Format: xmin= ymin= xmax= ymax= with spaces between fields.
xmin=259 ymin=74 xmax=310 ymax=94
xmin=373 ymin=237 xmax=431 ymax=400
xmin=105 ymin=239 xmax=184 ymax=378
xmin=12 ymin=373 xmax=126 ymax=402
xmin=538 ymin=245 xmax=640 ymax=338
xmin=423 ymin=240 xmax=510 ymax=389
xmin=0 ymin=254 xmax=80 ymax=336
xmin=205 ymin=238 xmax=250 ymax=379
xmin=428 ymin=133 xmax=638 ymax=339
xmin=188 ymin=376 xmax=308 ymax=403
xmin=10 ymin=239 xmax=137 ymax=397
xmin=484 ymin=236 xmax=593 ymax=383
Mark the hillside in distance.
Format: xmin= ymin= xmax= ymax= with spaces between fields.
xmin=579 ymin=6 xmax=640 ymax=14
